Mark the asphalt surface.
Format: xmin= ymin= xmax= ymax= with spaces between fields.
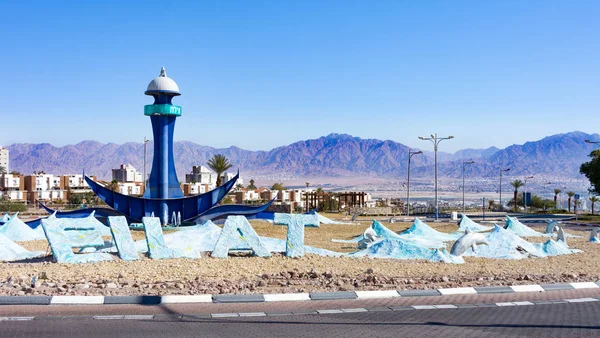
xmin=1 ymin=288 xmax=600 ymax=337
xmin=1 ymin=301 xmax=599 ymax=338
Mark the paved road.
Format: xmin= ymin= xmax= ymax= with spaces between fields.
xmin=2 ymin=301 xmax=599 ymax=338
xmin=2 ymin=288 xmax=600 ymax=337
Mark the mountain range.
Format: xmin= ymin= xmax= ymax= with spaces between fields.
xmin=5 ymin=131 xmax=599 ymax=181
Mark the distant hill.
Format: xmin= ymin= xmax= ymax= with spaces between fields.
xmin=5 ymin=131 xmax=599 ymax=180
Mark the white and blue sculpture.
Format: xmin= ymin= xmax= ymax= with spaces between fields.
xmin=273 ymin=213 xmax=319 ymax=258
xmin=212 ymin=216 xmax=271 ymax=258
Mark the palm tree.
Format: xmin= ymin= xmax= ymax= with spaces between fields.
xmin=553 ymin=188 xmax=561 ymax=208
xmin=511 ymin=179 xmax=524 ymax=211
xmin=567 ymin=191 xmax=575 ymax=213
xmin=0 ymin=166 xmax=6 ymax=175
xmin=590 ymin=196 xmax=599 ymax=215
xmin=108 ymin=180 xmax=120 ymax=192
xmin=247 ymin=179 xmax=257 ymax=190
xmin=207 ymin=154 xmax=233 ymax=187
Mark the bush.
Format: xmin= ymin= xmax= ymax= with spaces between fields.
xmin=0 ymin=203 xmax=27 ymax=212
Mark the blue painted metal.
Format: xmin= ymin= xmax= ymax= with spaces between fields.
xmin=84 ymin=173 xmax=238 ymax=223
xmin=192 ymin=198 xmax=276 ymax=223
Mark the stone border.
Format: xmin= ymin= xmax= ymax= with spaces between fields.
xmin=0 ymin=281 xmax=598 ymax=306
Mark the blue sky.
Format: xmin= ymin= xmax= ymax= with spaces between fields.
xmin=0 ymin=0 xmax=598 ymax=152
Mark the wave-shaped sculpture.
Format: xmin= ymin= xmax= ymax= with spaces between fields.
xmin=192 ymin=198 xmax=276 ymax=223
xmin=84 ymin=173 xmax=238 ymax=223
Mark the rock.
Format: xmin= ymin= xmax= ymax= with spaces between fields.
xmin=366 ymin=268 xmax=374 ymax=274
xmin=106 ymin=283 xmax=118 ymax=289
xmin=39 ymin=272 xmax=48 ymax=280
xmin=441 ymin=276 xmax=450 ymax=282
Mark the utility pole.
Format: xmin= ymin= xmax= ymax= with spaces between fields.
xmin=462 ymin=160 xmax=475 ymax=213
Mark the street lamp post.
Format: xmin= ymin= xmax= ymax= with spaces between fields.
xmin=462 ymin=160 xmax=475 ymax=213
xmin=305 ymin=182 xmax=310 ymax=213
xmin=419 ymin=134 xmax=454 ymax=220
xmin=523 ymin=176 xmax=534 ymax=213
xmin=406 ymin=149 xmax=423 ymax=216
xmin=499 ymin=168 xmax=510 ymax=211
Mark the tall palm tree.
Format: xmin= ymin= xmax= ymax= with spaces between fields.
xmin=511 ymin=179 xmax=524 ymax=211
xmin=0 ymin=166 xmax=6 ymax=175
xmin=553 ymin=188 xmax=561 ymax=208
xmin=590 ymin=196 xmax=599 ymax=215
xmin=247 ymin=179 xmax=257 ymax=190
xmin=567 ymin=191 xmax=575 ymax=213
xmin=207 ymin=154 xmax=233 ymax=187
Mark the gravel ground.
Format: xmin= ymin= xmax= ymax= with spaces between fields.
xmin=1 ymin=217 xmax=598 ymax=296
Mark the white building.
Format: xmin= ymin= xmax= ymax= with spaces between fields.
xmin=0 ymin=174 xmax=21 ymax=190
xmin=112 ymin=164 xmax=143 ymax=183
xmin=186 ymin=166 xmax=217 ymax=186
xmin=223 ymin=172 xmax=243 ymax=187
xmin=0 ymin=147 xmax=8 ymax=173
xmin=116 ymin=182 xmax=143 ymax=196
xmin=62 ymin=174 xmax=89 ymax=189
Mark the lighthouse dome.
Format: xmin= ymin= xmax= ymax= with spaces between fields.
xmin=146 ymin=67 xmax=180 ymax=95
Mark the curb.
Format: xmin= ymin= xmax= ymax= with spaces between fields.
xmin=0 ymin=281 xmax=598 ymax=306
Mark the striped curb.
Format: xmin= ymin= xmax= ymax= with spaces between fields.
xmin=0 ymin=281 xmax=598 ymax=306
xmin=4 ymin=297 xmax=599 ymax=321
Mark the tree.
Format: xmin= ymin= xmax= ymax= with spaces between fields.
xmin=567 ymin=191 xmax=575 ymax=213
xmin=247 ymin=179 xmax=257 ymax=190
xmin=234 ymin=183 xmax=243 ymax=191
xmin=69 ymin=194 xmax=83 ymax=206
xmin=511 ymin=180 xmax=524 ymax=211
xmin=590 ymin=196 xmax=599 ymax=215
xmin=488 ymin=199 xmax=496 ymax=210
xmin=271 ymin=183 xmax=286 ymax=191
xmin=108 ymin=180 xmax=120 ymax=192
xmin=0 ymin=166 xmax=6 ymax=174
xmin=9 ymin=171 xmax=21 ymax=176
xmin=207 ymin=154 xmax=233 ymax=187
xmin=553 ymin=188 xmax=561 ymax=208
xmin=580 ymin=149 xmax=600 ymax=195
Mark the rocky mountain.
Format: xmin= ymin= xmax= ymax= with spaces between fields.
xmin=5 ymin=131 xmax=599 ymax=180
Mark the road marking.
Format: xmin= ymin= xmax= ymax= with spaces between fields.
xmin=513 ymin=301 xmax=534 ymax=306
xmin=238 ymin=312 xmax=267 ymax=317
xmin=496 ymin=302 xmax=516 ymax=307
xmin=316 ymin=309 xmax=344 ymax=314
xmin=93 ymin=315 xmax=124 ymax=320
xmin=123 ymin=315 xmax=154 ymax=320
xmin=434 ymin=304 xmax=457 ymax=309
xmin=341 ymin=308 xmax=368 ymax=313
xmin=412 ymin=305 xmax=436 ymax=310
xmin=211 ymin=313 xmax=239 ymax=318
xmin=564 ymin=298 xmax=598 ymax=303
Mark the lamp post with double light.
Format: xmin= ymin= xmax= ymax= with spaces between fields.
xmin=418 ymin=134 xmax=454 ymax=220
